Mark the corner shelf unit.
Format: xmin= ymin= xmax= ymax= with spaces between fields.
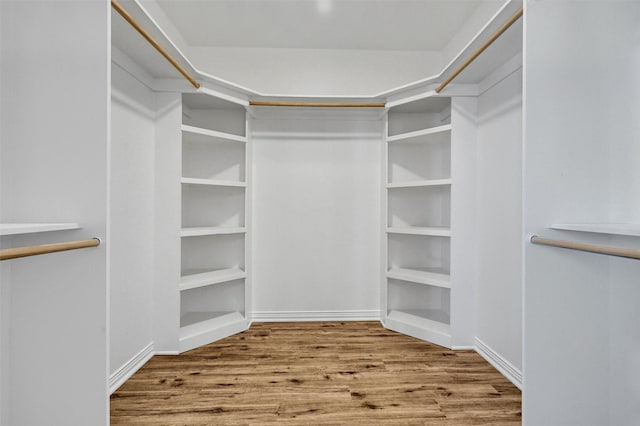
xmin=383 ymin=94 xmax=453 ymax=348
xmin=179 ymin=92 xmax=250 ymax=353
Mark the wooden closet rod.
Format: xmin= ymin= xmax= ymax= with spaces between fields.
xmin=530 ymin=236 xmax=640 ymax=261
xmin=435 ymin=6 xmax=523 ymax=93
xmin=111 ymin=0 xmax=200 ymax=89
xmin=0 ymin=238 xmax=101 ymax=261
xmin=250 ymin=101 xmax=386 ymax=108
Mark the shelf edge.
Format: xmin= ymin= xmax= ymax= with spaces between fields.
xmin=0 ymin=223 xmax=81 ymax=236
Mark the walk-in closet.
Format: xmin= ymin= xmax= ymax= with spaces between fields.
xmin=1 ymin=0 xmax=638 ymax=424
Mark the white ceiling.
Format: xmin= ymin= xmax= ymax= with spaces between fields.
xmin=155 ymin=0 xmax=487 ymax=51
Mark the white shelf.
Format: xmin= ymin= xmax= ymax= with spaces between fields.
xmin=179 ymin=310 xmax=247 ymax=353
xmin=181 ymin=227 xmax=246 ymax=237
xmin=551 ymin=223 xmax=640 ymax=237
xmin=387 ymin=124 xmax=452 ymax=143
xmin=0 ymin=223 xmax=80 ymax=236
xmin=385 ymin=309 xmax=451 ymax=348
xmin=387 ymin=227 xmax=451 ymax=237
xmin=180 ymin=267 xmax=246 ymax=292
xmin=181 ymin=177 xmax=246 ymax=187
xmin=387 ymin=178 xmax=452 ymax=189
xmin=181 ymin=124 xmax=247 ymax=144
xmin=387 ymin=267 xmax=451 ymax=289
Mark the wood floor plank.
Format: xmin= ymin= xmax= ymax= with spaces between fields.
xmin=111 ymin=321 xmax=521 ymax=424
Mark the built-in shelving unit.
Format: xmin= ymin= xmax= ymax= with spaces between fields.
xmin=383 ymin=94 xmax=453 ymax=348
xmin=179 ymin=93 xmax=250 ymax=352
xmin=0 ymin=223 xmax=80 ymax=236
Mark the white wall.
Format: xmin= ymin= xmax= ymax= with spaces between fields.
xmin=189 ymin=47 xmax=443 ymax=97
xmin=251 ymin=109 xmax=382 ymax=319
xmin=0 ymin=3 xmax=7 ymax=420
xmin=603 ymin=3 xmax=640 ymax=422
xmin=609 ymin=252 xmax=640 ymax=426
xmin=524 ymin=1 xmax=640 ymax=424
xmin=109 ymin=65 xmax=156 ymax=377
xmin=0 ymin=267 xmax=6 ymax=426
xmin=474 ymin=68 xmax=522 ymax=372
xmin=0 ymin=1 xmax=109 ymax=424
xmin=450 ymin=97 xmax=478 ymax=349
xmin=152 ymin=93 xmax=182 ymax=353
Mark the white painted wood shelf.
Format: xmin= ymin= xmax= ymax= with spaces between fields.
xmin=387 ymin=178 xmax=451 ymax=189
xmin=387 ymin=267 xmax=451 ymax=288
xmin=387 ymin=227 xmax=451 ymax=237
xmin=179 ymin=311 xmax=247 ymax=353
xmin=385 ymin=309 xmax=451 ymax=348
xmin=551 ymin=223 xmax=640 ymax=237
xmin=180 ymin=267 xmax=246 ymax=292
xmin=182 ymin=124 xmax=247 ymax=144
xmin=181 ymin=177 xmax=246 ymax=187
xmin=387 ymin=124 xmax=452 ymax=143
xmin=181 ymin=227 xmax=246 ymax=237
xmin=0 ymin=223 xmax=80 ymax=236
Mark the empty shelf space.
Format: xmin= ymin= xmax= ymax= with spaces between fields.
xmin=387 ymin=227 xmax=451 ymax=237
xmin=181 ymin=227 xmax=246 ymax=237
xmin=387 ymin=124 xmax=452 ymax=143
xmin=388 ymin=138 xmax=451 ymax=182
xmin=180 ymin=267 xmax=246 ymax=291
xmin=181 ymin=177 xmax=246 ymax=187
xmin=387 ymin=267 xmax=451 ymax=288
xmin=181 ymin=124 xmax=247 ymax=144
xmin=387 ymin=179 xmax=451 ymax=189
xmin=0 ymin=223 xmax=80 ymax=236
xmin=551 ymin=223 xmax=640 ymax=237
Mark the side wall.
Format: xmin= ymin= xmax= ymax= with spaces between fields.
xmin=109 ymin=60 xmax=182 ymax=372
xmin=109 ymin=64 xmax=156 ymax=386
xmin=524 ymin=1 xmax=640 ymax=424
xmin=474 ymin=68 xmax=523 ymax=378
xmin=0 ymin=1 xmax=109 ymax=424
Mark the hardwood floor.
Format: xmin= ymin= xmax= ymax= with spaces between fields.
xmin=110 ymin=322 xmax=521 ymax=425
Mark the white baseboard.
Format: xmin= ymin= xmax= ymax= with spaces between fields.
xmin=474 ymin=337 xmax=522 ymax=390
xmin=251 ymin=310 xmax=381 ymax=322
xmin=109 ymin=342 xmax=155 ymax=395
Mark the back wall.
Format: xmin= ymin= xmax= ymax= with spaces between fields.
xmin=251 ymin=108 xmax=382 ymax=320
